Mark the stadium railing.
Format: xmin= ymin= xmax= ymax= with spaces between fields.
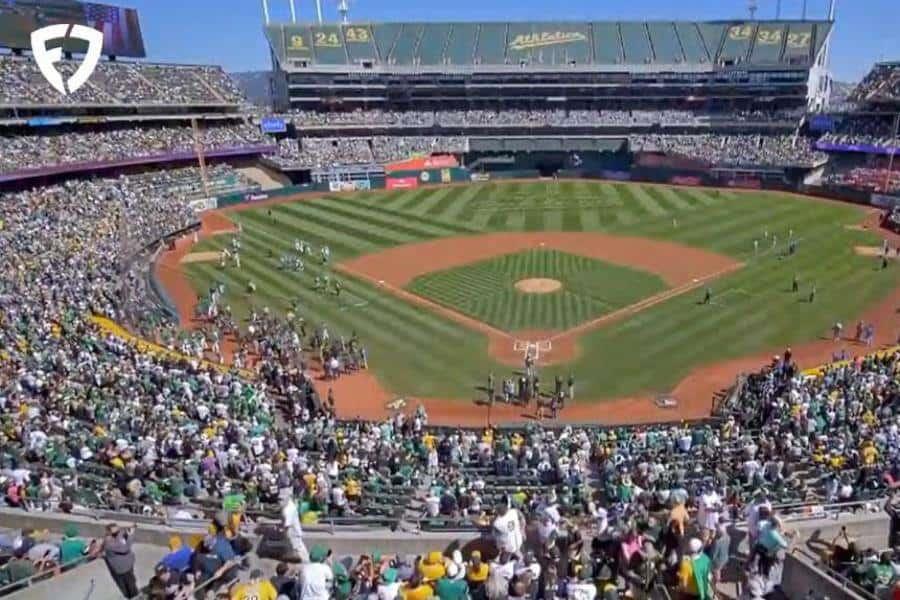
xmin=0 ymin=554 xmax=98 ymax=597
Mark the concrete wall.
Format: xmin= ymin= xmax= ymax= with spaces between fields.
xmin=0 ymin=508 xmax=484 ymax=558
xmin=782 ymin=551 xmax=873 ymax=600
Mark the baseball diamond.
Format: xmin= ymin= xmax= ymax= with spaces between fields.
xmin=174 ymin=180 xmax=900 ymax=405
xmin=407 ymin=248 xmax=669 ymax=331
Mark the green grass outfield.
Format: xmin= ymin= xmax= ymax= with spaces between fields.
xmin=182 ymin=180 xmax=900 ymax=401
xmin=408 ymin=248 xmax=668 ymax=331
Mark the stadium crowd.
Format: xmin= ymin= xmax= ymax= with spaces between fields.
xmin=820 ymin=116 xmax=900 ymax=149
xmin=267 ymin=132 xmax=834 ymax=170
xmin=629 ymin=134 xmax=828 ymax=168
xmin=267 ymin=136 xmax=467 ymax=169
xmin=852 ymin=63 xmax=900 ymax=105
xmin=0 ymin=56 xmax=244 ymax=106
xmin=824 ymin=165 xmax=900 ymax=194
xmin=289 ymin=108 xmax=801 ymax=129
xmin=0 ymin=123 xmax=266 ymax=175
xmin=0 ymin=153 xmax=898 ymax=597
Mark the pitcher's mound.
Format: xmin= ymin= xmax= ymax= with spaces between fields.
xmin=515 ymin=278 xmax=562 ymax=294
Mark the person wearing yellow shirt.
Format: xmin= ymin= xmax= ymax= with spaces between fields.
xmin=230 ymin=569 xmax=278 ymax=600
xmin=861 ymin=442 xmax=879 ymax=466
xmin=400 ymin=574 xmax=434 ymax=600
xmin=422 ymin=432 xmax=436 ymax=451
xmin=345 ymin=478 xmax=361 ymax=501
xmin=418 ymin=551 xmax=446 ymax=580
xmin=828 ymin=451 xmax=845 ymax=470
xmin=466 ymin=550 xmax=489 ymax=586
xmin=303 ymin=471 xmax=318 ymax=495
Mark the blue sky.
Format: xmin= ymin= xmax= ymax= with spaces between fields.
xmin=126 ymin=0 xmax=898 ymax=82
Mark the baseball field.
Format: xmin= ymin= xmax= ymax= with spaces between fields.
xmin=165 ymin=180 xmax=900 ymax=420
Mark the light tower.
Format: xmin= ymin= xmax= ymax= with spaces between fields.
xmin=748 ymin=0 xmax=758 ymax=19
xmin=337 ymin=0 xmax=350 ymax=24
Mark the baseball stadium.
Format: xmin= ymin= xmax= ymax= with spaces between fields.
xmin=1 ymin=0 xmax=900 ymax=599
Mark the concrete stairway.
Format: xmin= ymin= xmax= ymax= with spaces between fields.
xmin=237 ymin=166 xmax=290 ymax=191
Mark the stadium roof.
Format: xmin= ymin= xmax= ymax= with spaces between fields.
xmin=265 ymin=20 xmax=833 ymax=72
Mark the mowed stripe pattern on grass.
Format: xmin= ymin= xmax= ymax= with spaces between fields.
xmin=182 ymin=181 xmax=900 ymax=401
xmin=408 ymin=248 xmax=668 ymax=331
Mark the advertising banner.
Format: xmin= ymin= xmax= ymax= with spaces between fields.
xmin=27 ymin=116 xmax=66 ymax=127
xmin=328 ymin=179 xmax=372 ymax=192
xmin=260 ymin=117 xmax=287 ymax=134
xmin=815 ymin=140 xmax=900 ymax=156
xmin=386 ymin=177 xmax=419 ymax=190
xmin=187 ymin=197 xmax=218 ymax=212
xmin=244 ymin=192 xmax=269 ymax=203
xmin=440 ymin=168 xmax=452 ymax=184
xmin=385 ymin=154 xmax=459 ymax=173
xmin=470 ymin=172 xmax=491 ymax=182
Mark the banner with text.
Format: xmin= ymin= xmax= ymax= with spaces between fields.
xmin=385 ymin=176 xmax=419 ymax=190
xmin=385 ymin=154 xmax=459 ymax=173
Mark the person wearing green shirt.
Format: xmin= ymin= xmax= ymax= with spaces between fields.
xmin=59 ymin=524 xmax=90 ymax=566
xmin=867 ymin=552 xmax=895 ymax=590
xmin=435 ymin=575 xmax=468 ymax=600
xmin=333 ymin=562 xmax=352 ymax=600
xmin=0 ymin=557 xmax=35 ymax=586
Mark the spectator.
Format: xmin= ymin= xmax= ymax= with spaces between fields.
xmin=678 ymin=538 xmax=713 ymax=600
xmin=102 ymin=523 xmax=139 ymax=599
xmin=298 ymin=544 xmax=333 ymax=599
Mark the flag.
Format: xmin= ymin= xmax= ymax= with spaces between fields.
xmin=82 ymin=3 xmax=144 ymax=56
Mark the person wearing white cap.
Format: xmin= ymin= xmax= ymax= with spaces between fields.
xmin=677 ymin=538 xmax=712 ymax=600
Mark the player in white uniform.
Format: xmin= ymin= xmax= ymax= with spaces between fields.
xmin=492 ymin=503 xmax=525 ymax=557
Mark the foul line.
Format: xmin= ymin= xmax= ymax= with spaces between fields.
xmin=548 ymin=262 xmax=745 ymax=342
xmin=338 ymin=260 xmax=745 ymax=348
xmin=335 ymin=263 xmax=516 ymax=341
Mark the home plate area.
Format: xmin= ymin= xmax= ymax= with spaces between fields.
xmin=513 ymin=339 xmax=552 ymax=360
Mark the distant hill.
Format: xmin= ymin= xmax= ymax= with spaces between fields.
xmin=830 ymin=80 xmax=856 ymax=106
xmin=230 ymin=71 xmax=271 ymax=107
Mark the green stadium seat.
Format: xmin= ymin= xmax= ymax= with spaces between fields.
xmin=697 ymin=23 xmax=727 ymax=63
xmin=592 ymin=22 xmax=624 ymax=65
xmin=719 ymin=22 xmax=756 ymax=65
xmin=371 ymin=23 xmax=403 ymax=62
xmin=343 ymin=24 xmax=378 ymax=63
xmin=675 ymin=22 xmax=711 ymax=64
xmin=417 ymin=23 xmax=453 ymax=65
xmin=389 ymin=23 xmax=423 ymax=65
xmin=310 ymin=25 xmax=348 ymax=64
xmin=647 ymin=22 xmax=684 ymax=64
xmin=782 ymin=22 xmax=815 ymax=65
xmin=620 ymin=22 xmax=654 ymax=64
xmin=445 ymin=23 xmax=478 ymax=65
xmin=750 ymin=22 xmax=788 ymax=64
xmin=474 ymin=23 xmax=508 ymax=65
